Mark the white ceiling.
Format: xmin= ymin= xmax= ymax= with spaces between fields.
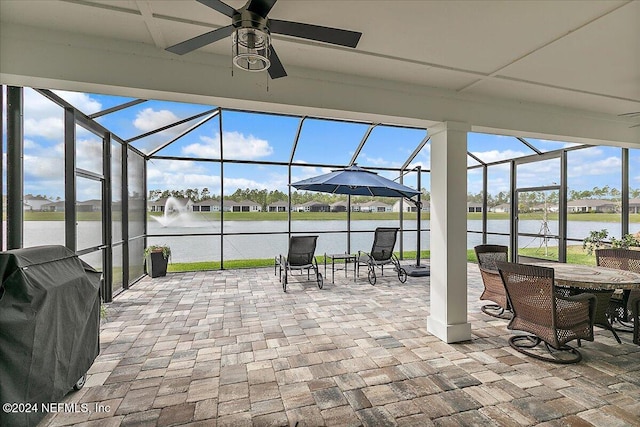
xmin=1 ymin=0 xmax=639 ymax=142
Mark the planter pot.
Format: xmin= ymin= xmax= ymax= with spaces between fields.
xmin=146 ymin=251 xmax=168 ymax=278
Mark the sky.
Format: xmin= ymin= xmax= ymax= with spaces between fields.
xmin=3 ymin=87 xmax=637 ymax=202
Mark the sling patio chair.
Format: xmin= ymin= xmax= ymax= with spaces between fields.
xmin=474 ymin=244 xmax=511 ymax=319
xmin=275 ymin=235 xmax=323 ymax=292
xmin=356 ymin=227 xmax=407 ymax=285
xmin=497 ymin=261 xmax=596 ymax=364
xmin=595 ymin=248 xmax=640 ymax=332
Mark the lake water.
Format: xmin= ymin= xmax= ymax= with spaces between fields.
xmin=17 ymin=219 xmax=638 ymax=264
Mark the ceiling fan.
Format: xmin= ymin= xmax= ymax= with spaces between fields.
xmin=166 ymin=0 xmax=363 ymax=79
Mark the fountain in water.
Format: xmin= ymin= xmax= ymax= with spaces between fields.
xmin=151 ymin=196 xmax=197 ymax=227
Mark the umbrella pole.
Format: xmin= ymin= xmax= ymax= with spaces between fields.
xmin=416 ymin=166 xmax=421 ymax=267
xmin=347 ymin=194 xmax=351 ymax=254
xmin=405 ymin=167 xmax=430 ymax=277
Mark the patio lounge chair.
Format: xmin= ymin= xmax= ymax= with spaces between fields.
xmin=474 ymin=244 xmax=511 ymax=319
xmin=497 ymin=261 xmax=596 ymax=364
xmin=357 ymin=227 xmax=407 ymax=285
xmin=595 ymin=248 xmax=640 ymax=331
xmin=275 ymin=235 xmax=323 ymax=292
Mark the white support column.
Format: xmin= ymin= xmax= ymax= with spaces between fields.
xmin=427 ymin=121 xmax=472 ymax=343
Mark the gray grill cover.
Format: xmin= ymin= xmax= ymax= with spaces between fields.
xmin=0 ymin=245 xmax=101 ymax=427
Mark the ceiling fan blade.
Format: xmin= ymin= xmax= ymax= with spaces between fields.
xmin=268 ymin=45 xmax=287 ymax=79
xmin=196 ymin=0 xmax=237 ymax=17
xmin=246 ymin=0 xmax=277 ymax=18
xmin=166 ymin=25 xmax=234 ymax=55
xmin=269 ymin=19 xmax=361 ymax=48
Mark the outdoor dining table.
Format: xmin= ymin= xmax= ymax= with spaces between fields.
xmin=533 ymin=261 xmax=640 ymax=344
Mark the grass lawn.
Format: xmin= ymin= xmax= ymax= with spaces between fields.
xmin=167 ymin=245 xmax=594 ymax=272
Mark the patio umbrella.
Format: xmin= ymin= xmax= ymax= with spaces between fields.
xmin=291 ymin=164 xmax=429 ymax=275
xmin=291 ymin=164 xmax=420 ymax=198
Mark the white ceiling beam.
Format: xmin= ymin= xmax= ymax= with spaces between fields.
xmin=1 ymin=22 xmax=638 ymax=146
xmin=135 ymin=1 xmax=167 ymax=49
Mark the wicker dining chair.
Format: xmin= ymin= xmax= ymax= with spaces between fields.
xmin=474 ymin=245 xmax=510 ymax=319
xmin=496 ymin=261 xmax=596 ymax=364
xmin=595 ymin=248 xmax=640 ymax=330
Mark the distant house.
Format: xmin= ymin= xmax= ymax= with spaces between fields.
xmin=267 ymin=201 xmax=288 ymax=212
xmin=330 ymin=201 xmax=348 ymax=212
xmin=79 ymin=199 xmax=102 ymax=212
xmin=491 ymin=203 xmax=510 ymax=213
xmin=240 ymin=200 xmax=262 ymax=212
xmin=532 ymin=203 xmax=559 ymax=213
xmin=42 ymin=201 xmax=66 ymax=212
xmin=392 ymin=200 xmax=418 ymax=213
xmin=359 ymin=200 xmax=392 ymax=213
xmin=629 ymin=198 xmax=640 ymax=214
xmin=467 ymin=202 xmax=483 ymax=213
xmin=192 ymin=200 xmax=219 ymax=212
xmin=567 ymin=199 xmax=617 ymax=213
xmin=223 ymin=199 xmax=262 ymax=212
xmin=295 ymin=201 xmax=330 ymax=212
xmin=24 ymin=194 xmax=52 ymax=211
xmin=148 ymin=197 xmax=193 ymax=213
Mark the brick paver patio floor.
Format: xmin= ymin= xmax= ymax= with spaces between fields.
xmin=41 ymin=263 xmax=640 ymax=426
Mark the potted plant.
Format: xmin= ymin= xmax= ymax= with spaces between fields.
xmin=144 ymin=244 xmax=171 ymax=278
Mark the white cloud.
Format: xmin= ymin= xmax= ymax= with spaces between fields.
xmin=50 ymin=90 xmax=102 ymax=114
xmin=357 ymin=153 xmax=389 ymax=166
xmin=471 ymin=149 xmax=528 ymax=163
xmin=182 ymin=131 xmax=273 ymax=160
xmin=568 ymin=156 xmax=622 ymax=178
xmin=147 ymin=160 xmax=220 ymax=192
xmin=23 ymin=89 xmax=102 ymax=140
xmin=76 ymin=137 xmax=104 ymax=172
xmin=134 ymin=108 xmax=180 ymax=132
xmin=24 ymin=116 xmax=64 ymax=140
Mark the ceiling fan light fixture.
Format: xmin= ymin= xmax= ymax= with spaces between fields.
xmin=232 ymin=27 xmax=270 ymax=72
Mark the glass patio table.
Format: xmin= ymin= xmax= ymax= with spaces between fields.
xmin=533 ymin=261 xmax=640 ymax=344
xmin=324 ymin=253 xmax=357 ymax=283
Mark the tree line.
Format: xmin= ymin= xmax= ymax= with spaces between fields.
xmin=467 ymin=185 xmax=640 ymax=208
xmin=150 ymin=184 xmax=634 ymax=211
xmin=148 ymin=187 xmax=430 ymax=210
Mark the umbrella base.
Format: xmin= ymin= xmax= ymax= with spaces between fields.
xmin=404 ymin=265 xmax=431 ymax=277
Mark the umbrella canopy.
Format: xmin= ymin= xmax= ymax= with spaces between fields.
xmin=291 ymin=164 xmax=420 ymax=199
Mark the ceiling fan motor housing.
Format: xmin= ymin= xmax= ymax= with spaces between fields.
xmin=232 ymin=9 xmax=271 ymax=71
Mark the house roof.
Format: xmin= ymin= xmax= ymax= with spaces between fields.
xmin=567 ymin=199 xmax=617 ymax=207
xmin=149 ymin=197 xmax=192 ymax=206
xmin=359 ymin=200 xmax=391 ymax=207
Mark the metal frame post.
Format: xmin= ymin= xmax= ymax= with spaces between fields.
xmin=7 ymin=86 xmax=23 ymax=250
xmin=64 ymin=107 xmax=77 ymax=251
xmin=0 ymin=86 xmax=5 ymax=251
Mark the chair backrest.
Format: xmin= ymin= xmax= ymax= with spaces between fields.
xmin=287 ymin=236 xmax=318 ymax=266
xmin=370 ymin=227 xmax=398 ymax=261
xmin=596 ymin=248 xmax=640 ymax=272
xmin=475 ymin=245 xmax=508 ymax=270
xmin=596 ymin=248 xmax=640 ymax=302
xmin=497 ymin=261 xmax=556 ymax=330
